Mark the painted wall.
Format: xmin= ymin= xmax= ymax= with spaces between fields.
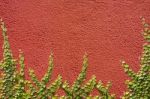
xmin=0 ymin=0 xmax=150 ymax=98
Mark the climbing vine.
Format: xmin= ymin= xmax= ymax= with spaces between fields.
xmin=0 ymin=18 xmax=149 ymax=99
xmin=122 ymin=18 xmax=150 ymax=99
xmin=0 ymin=19 xmax=114 ymax=99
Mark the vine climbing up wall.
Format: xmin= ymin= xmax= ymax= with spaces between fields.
xmin=0 ymin=18 xmax=150 ymax=98
xmin=0 ymin=0 xmax=150 ymax=98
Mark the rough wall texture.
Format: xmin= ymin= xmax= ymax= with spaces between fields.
xmin=0 ymin=0 xmax=150 ymax=98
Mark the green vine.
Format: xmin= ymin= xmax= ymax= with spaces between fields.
xmin=0 ymin=18 xmax=149 ymax=99
xmin=28 ymin=53 xmax=62 ymax=99
xmin=62 ymin=54 xmax=115 ymax=99
xmin=0 ymin=19 xmax=17 ymax=99
xmin=122 ymin=18 xmax=150 ymax=99
xmin=0 ymin=19 xmax=114 ymax=98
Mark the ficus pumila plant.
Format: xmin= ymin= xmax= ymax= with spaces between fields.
xmin=0 ymin=19 xmax=114 ymax=99
xmin=121 ymin=18 xmax=150 ymax=99
xmin=0 ymin=19 xmax=18 ymax=98
xmin=61 ymin=54 xmax=96 ymax=98
xmin=28 ymin=53 xmax=62 ymax=99
xmin=1 ymin=17 xmax=149 ymax=99
xmin=62 ymin=54 xmax=115 ymax=99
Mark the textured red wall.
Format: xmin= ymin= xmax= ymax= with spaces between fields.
xmin=0 ymin=0 xmax=150 ymax=98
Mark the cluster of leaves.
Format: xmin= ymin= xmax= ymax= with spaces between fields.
xmin=62 ymin=54 xmax=115 ymax=99
xmin=122 ymin=18 xmax=150 ymax=99
xmin=0 ymin=19 xmax=114 ymax=99
xmin=0 ymin=19 xmax=27 ymax=99
xmin=0 ymin=18 xmax=149 ymax=99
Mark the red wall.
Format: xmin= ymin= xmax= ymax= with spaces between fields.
xmin=0 ymin=0 xmax=150 ymax=98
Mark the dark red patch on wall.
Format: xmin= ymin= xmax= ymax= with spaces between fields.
xmin=0 ymin=0 xmax=150 ymax=98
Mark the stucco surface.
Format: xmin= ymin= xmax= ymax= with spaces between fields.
xmin=0 ymin=0 xmax=150 ymax=97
